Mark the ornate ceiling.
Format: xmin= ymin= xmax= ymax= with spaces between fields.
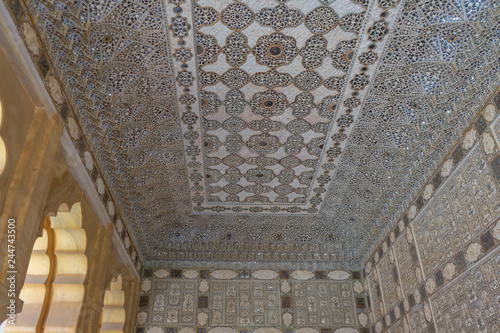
xmin=9 ymin=0 xmax=500 ymax=268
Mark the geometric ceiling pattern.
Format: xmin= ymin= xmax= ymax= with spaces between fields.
xmin=11 ymin=0 xmax=500 ymax=268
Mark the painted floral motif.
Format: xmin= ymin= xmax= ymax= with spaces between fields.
xmin=300 ymin=35 xmax=330 ymax=70
xmin=253 ymin=32 xmax=298 ymax=68
xmin=305 ymin=6 xmax=338 ymax=34
xmin=221 ymin=2 xmax=255 ymax=31
xmin=222 ymin=32 xmax=251 ymax=67
xmin=256 ymin=5 xmax=304 ymax=31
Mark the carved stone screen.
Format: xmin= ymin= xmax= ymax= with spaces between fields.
xmin=136 ymin=269 xmax=369 ymax=333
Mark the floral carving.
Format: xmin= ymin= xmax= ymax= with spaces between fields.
xmin=253 ymin=32 xmax=298 ymax=68
xmin=222 ymin=32 xmax=251 ymax=67
xmin=256 ymin=5 xmax=304 ymax=31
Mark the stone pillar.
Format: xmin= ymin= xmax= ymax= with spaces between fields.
xmin=0 ymin=108 xmax=62 ymax=322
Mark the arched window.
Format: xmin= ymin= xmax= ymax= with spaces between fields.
xmin=4 ymin=203 xmax=88 ymax=333
xmin=99 ymin=274 xmax=126 ymax=332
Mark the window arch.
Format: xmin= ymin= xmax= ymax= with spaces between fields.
xmin=4 ymin=202 xmax=88 ymax=333
xmin=99 ymin=274 xmax=126 ymax=332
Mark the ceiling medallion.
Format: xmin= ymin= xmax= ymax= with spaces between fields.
xmin=253 ymin=33 xmax=298 ymax=68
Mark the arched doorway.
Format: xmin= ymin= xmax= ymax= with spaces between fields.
xmin=4 ymin=203 xmax=88 ymax=333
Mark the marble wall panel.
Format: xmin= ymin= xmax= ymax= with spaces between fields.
xmin=209 ymin=280 xmax=281 ymax=326
xmin=149 ymin=280 xmax=198 ymax=326
xmin=367 ymin=270 xmax=384 ymax=324
xmin=393 ymin=230 xmax=420 ymax=299
xmin=377 ymin=251 xmax=400 ymax=313
xmin=430 ymin=246 xmax=500 ymax=332
xmin=365 ymin=95 xmax=500 ymax=333
xmin=388 ymin=320 xmax=403 ymax=333
xmin=291 ymin=281 xmax=357 ymax=327
xmin=407 ymin=303 xmax=435 ymax=333
xmin=136 ymin=269 xmax=368 ymax=332
xmin=412 ymin=146 xmax=500 ymax=277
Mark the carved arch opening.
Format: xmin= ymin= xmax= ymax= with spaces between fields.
xmin=5 ymin=202 xmax=88 ymax=333
xmin=99 ymin=274 xmax=126 ymax=332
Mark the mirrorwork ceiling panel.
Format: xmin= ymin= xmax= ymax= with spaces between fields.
xmin=9 ymin=0 xmax=500 ymax=267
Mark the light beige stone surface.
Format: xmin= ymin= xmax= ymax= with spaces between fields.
xmin=415 ymin=267 xmax=422 ymax=284
xmin=154 ymin=269 xmax=170 ymax=278
xmin=141 ymin=279 xmax=152 ymax=292
xmin=281 ymin=280 xmax=291 ymax=294
xmin=296 ymin=328 xmax=319 ymax=333
xmin=283 ymin=312 xmax=293 ymax=326
xmin=494 ymin=220 xmax=500 ymax=241
xmin=96 ymin=178 xmax=105 ymax=195
xmin=443 ymin=262 xmax=456 ymax=280
xmin=424 ymin=302 xmax=432 ymax=322
xmin=291 ymin=270 xmax=314 ymax=280
xmin=403 ymin=317 xmax=410 ymax=333
xmin=198 ymin=312 xmax=208 ymax=326
xmin=425 ymin=278 xmax=436 ymax=295
xmin=408 ymin=205 xmax=417 ymax=219
xmin=107 ymin=201 xmax=114 ymax=216
xmin=147 ymin=327 xmax=164 ymax=333
xmin=441 ymin=159 xmax=453 ymax=177
xmin=137 ymin=311 xmax=147 ymax=325
xmin=183 ymin=269 xmax=199 ymax=279
xmin=68 ymin=117 xmax=79 ymax=140
xmin=84 ymin=151 xmax=93 ymax=170
xmin=358 ymin=313 xmax=368 ymax=327
xmin=394 ymin=305 xmax=401 ymax=319
xmin=199 ymin=279 xmax=209 ymax=293
xmin=328 ymin=270 xmax=350 ymax=280
xmin=211 ymin=270 xmax=238 ymax=279
xmin=398 ymin=220 xmax=405 ymax=231
xmin=414 ymin=289 xmax=421 ymax=304
xmin=334 ymin=328 xmax=358 ymax=333
xmin=462 ymin=128 xmax=477 ymax=150
xmin=406 ymin=228 xmax=413 ymax=243
xmin=404 ymin=299 xmax=410 ymax=312
xmin=179 ymin=328 xmax=196 ymax=333
xmin=422 ymin=184 xmax=433 ymax=200
xmin=482 ymin=132 xmax=495 ymax=154
xmin=396 ymin=286 xmax=402 ymax=302
xmin=484 ymin=103 xmax=497 ymax=122
xmin=253 ymin=328 xmax=281 ymax=333
xmin=353 ymin=280 xmax=364 ymax=293
xmin=116 ymin=219 xmax=124 ymax=233
xmin=208 ymin=327 xmax=238 ymax=333
xmin=22 ymin=22 xmax=39 ymax=55
xmin=466 ymin=242 xmax=482 ymax=262
xmin=48 ymin=75 xmax=62 ymax=105
xmin=252 ymin=270 xmax=279 ymax=280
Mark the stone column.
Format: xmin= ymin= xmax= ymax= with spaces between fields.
xmin=0 ymin=108 xmax=62 ymax=322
